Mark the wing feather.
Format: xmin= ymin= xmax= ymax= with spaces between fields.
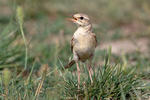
xmin=71 ymin=37 xmax=75 ymax=52
xmin=91 ymin=33 xmax=97 ymax=47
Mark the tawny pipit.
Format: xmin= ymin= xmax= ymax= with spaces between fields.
xmin=65 ymin=13 xmax=97 ymax=88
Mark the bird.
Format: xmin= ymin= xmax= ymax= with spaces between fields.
xmin=65 ymin=13 xmax=97 ymax=88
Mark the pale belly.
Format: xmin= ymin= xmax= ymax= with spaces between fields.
xmin=73 ymin=35 xmax=95 ymax=61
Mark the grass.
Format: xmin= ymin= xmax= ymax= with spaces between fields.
xmin=0 ymin=0 xmax=150 ymax=99
xmin=16 ymin=6 xmax=28 ymax=70
xmin=64 ymin=50 xmax=141 ymax=99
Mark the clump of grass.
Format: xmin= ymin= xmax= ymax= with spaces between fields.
xmin=64 ymin=49 xmax=141 ymax=99
xmin=0 ymin=14 xmax=27 ymax=100
xmin=0 ymin=21 xmax=24 ymax=69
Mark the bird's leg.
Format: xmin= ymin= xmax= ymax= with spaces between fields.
xmin=73 ymin=52 xmax=81 ymax=89
xmin=87 ymin=59 xmax=93 ymax=83
xmin=76 ymin=62 xmax=80 ymax=89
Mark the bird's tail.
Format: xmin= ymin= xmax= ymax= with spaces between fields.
xmin=64 ymin=60 xmax=75 ymax=69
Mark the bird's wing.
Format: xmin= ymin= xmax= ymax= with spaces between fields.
xmin=71 ymin=36 xmax=75 ymax=52
xmin=91 ymin=32 xmax=97 ymax=47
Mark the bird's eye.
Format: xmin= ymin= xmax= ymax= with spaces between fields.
xmin=80 ymin=17 xmax=84 ymax=20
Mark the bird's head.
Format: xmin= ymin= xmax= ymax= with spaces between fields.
xmin=68 ymin=13 xmax=91 ymax=27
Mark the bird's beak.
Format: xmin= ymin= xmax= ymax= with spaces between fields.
xmin=66 ymin=16 xmax=77 ymax=22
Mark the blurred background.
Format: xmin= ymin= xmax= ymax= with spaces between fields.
xmin=1 ymin=0 xmax=150 ymax=64
xmin=0 ymin=0 xmax=150 ymax=99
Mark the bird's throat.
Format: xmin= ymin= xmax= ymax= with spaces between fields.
xmin=78 ymin=24 xmax=92 ymax=33
xmin=74 ymin=24 xmax=92 ymax=38
xmin=81 ymin=24 xmax=92 ymax=32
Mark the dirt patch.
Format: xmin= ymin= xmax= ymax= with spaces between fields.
xmin=99 ymin=38 xmax=150 ymax=55
xmin=0 ymin=5 xmax=12 ymax=16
